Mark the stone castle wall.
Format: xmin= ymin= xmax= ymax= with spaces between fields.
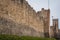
xmin=50 ymin=19 xmax=59 ymax=38
xmin=0 ymin=0 xmax=50 ymax=37
xmin=37 ymin=8 xmax=50 ymax=37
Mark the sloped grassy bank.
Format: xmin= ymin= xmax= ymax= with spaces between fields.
xmin=0 ymin=34 xmax=56 ymax=40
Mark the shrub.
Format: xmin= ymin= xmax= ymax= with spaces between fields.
xmin=0 ymin=34 xmax=56 ymax=40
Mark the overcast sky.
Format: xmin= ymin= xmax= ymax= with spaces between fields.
xmin=26 ymin=0 xmax=60 ymax=29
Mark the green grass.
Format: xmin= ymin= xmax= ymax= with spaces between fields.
xmin=0 ymin=34 xmax=56 ymax=40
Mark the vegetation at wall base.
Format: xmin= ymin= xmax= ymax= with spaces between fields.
xmin=0 ymin=34 xmax=56 ymax=40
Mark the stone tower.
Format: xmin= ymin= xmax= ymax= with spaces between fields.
xmin=0 ymin=0 xmax=45 ymax=37
xmin=53 ymin=19 xmax=59 ymax=37
xmin=37 ymin=8 xmax=50 ymax=37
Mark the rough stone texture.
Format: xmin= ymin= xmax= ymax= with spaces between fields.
xmin=0 ymin=0 xmax=50 ymax=37
xmin=57 ymin=30 xmax=60 ymax=38
xmin=49 ymin=26 xmax=54 ymax=37
xmin=0 ymin=17 xmax=42 ymax=37
xmin=0 ymin=0 xmax=44 ymax=37
xmin=50 ymin=19 xmax=59 ymax=38
xmin=37 ymin=8 xmax=50 ymax=37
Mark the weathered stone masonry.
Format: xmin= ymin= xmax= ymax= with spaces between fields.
xmin=0 ymin=0 xmax=50 ymax=37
